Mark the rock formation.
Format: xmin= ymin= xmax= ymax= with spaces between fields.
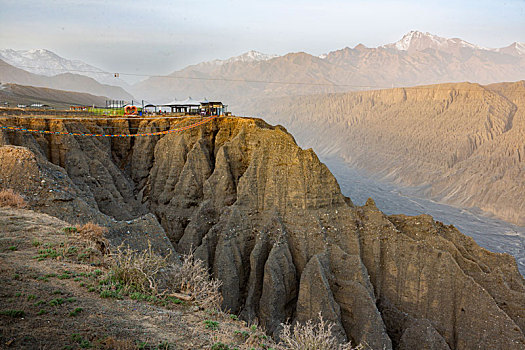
xmin=0 ymin=115 xmax=523 ymax=349
xmin=249 ymin=81 xmax=525 ymax=226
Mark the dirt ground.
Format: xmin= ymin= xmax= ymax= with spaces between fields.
xmin=0 ymin=208 xmax=276 ymax=350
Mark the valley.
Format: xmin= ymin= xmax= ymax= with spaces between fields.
xmin=1 ymin=18 xmax=525 ymax=349
xmin=249 ymin=81 xmax=525 ymax=227
xmin=323 ymin=156 xmax=525 ymax=275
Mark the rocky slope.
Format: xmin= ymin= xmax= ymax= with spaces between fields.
xmin=247 ymin=81 xmax=525 ymax=226
xmin=0 ymin=115 xmax=524 ymax=349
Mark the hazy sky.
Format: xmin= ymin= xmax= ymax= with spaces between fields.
xmin=1 ymin=0 xmax=524 ymax=78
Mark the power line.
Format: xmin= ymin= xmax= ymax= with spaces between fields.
xmin=2 ymin=62 xmax=524 ymax=92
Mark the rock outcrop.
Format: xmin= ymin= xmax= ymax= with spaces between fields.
xmin=0 ymin=115 xmax=524 ymax=349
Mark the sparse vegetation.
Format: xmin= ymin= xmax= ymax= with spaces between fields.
xmin=69 ymin=307 xmax=83 ymax=316
xmin=211 ymin=342 xmax=233 ymax=350
xmin=109 ymin=242 xmax=167 ymax=295
xmin=167 ymin=250 xmax=223 ymax=310
xmin=0 ymin=208 xmax=282 ymax=349
xmin=100 ymin=289 xmax=123 ymax=299
xmin=70 ymin=333 xmax=92 ymax=348
xmin=278 ymin=313 xmax=360 ymax=350
xmin=0 ymin=188 xmax=27 ymax=208
xmin=75 ymin=222 xmax=108 ymax=255
xmin=0 ymin=309 xmax=25 ymax=317
xmin=49 ymin=298 xmax=64 ymax=306
xmin=204 ymin=320 xmax=220 ymax=330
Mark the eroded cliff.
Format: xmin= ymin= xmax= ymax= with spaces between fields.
xmin=246 ymin=81 xmax=525 ymax=226
xmin=0 ymin=116 xmax=524 ymax=349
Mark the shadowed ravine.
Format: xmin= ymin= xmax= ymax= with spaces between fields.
xmin=0 ymin=116 xmax=524 ymax=349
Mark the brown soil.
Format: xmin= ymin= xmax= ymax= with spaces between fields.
xmin=0 ymin=208 xmax=275 ymax=350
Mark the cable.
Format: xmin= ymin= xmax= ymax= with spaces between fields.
xmin=2 ymin=62 xmax=524 ymax=91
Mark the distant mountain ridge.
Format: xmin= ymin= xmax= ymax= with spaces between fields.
xmin=133 ymin=31 xmax=525 ymax=104
xmin=0 ymin=59 xmax=132 ymax=100
xmin=1 ymin=31 xmax=524 ymax=104
xmin=200 ymin=50 xmax=279 ymax=66
xmin=381 ymin=30 xmax=484 ymax=51
xmin=0 ymin=49 xmax=131 ymax=89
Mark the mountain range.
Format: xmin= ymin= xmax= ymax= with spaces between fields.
xmin=0 ymin=58 xmax=132 ymax=100
xmin=1 ymin=31 xmax=524 ymax=104
xmin=0 ymin=49 xmax=131 ymax=89
xmin=134 ymin=31 xmax=525 ymax=104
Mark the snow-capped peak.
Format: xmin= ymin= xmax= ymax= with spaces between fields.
xmin=384 ymin=31 xmax=481 ymax=52
xmin=231 ymin=50 xmax=279 ymax=63
xmin=0 ymin=49 xmax=131 ymax=88
xmin=511 ymin=42 xmax=525 ymax=55
xmin=200 ymin=50 xmax=279 ymax=67
xmin=494 ymin=42 xmax=525 ymax=56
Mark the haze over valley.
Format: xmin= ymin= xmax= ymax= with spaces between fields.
xmin=1 ymin=1 xmax=525 ymax=349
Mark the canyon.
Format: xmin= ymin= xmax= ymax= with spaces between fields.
xmin=248 ymin=81 xmax=525 ymax=228
xmin=0 ymin=115 xmax=523 ymax=349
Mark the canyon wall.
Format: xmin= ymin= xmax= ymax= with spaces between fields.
xmin=0 ymin=116 xmax=524 ymax=349
xmin=246 ymin=81 xmax=525 ymax=226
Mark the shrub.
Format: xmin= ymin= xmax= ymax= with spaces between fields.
xmin=75 ymin=222 xmax=109 ymax=255
xmin=278 ymin=313 xmax=360 ymax=350
xmin=211 ymin=342 xmax=231 ymax=350
xmin=109 ymin=242 xmax=167 ymax=295
xmin=204 ymin=320 xmax=219 ymax=330
xmin=0 ymin=188 xmax=26 ymax=208
xmin=167 ymin=250 xmax=223 ymax=310
xmin=108 ymin=243 xmax=222 ymax=310
xmin=69 ymin=307 xmax=83 ymax=317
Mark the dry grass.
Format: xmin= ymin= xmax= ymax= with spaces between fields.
xmin=97 ymin=336 xmax=136 ymax=350
xmin=167 ymin=250 xmax=223 ymax=310
xmin=108 ymin=245 xmax=222 ymax=310
xmin=109 ymin=242 xmax=168 ymax=295
xmin=75 ymin=222 xmax=109 ymax=255
xmin=0 ymin=188 xmax=26 ymax=208
xmin=278 ymin=313 xmax=362 ymax=350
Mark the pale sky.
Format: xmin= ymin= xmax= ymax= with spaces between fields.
xmin=1 ymin=0 xmax=524 ymax=78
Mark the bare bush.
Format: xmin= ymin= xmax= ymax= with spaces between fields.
xmin=0 ymin=188 xmax=26 ymax=208
xmin=75 ymin=222 xmax=109 ymax=255
xmin=278 ymin=313 xmax=361 ymax=350
xmin=110 ymin=242 xmax=168 ymax=295
xmin=108 ymin=244 xmax=222 ymax=309
xmin=168 ymin=250 xmax=223 ymax=310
